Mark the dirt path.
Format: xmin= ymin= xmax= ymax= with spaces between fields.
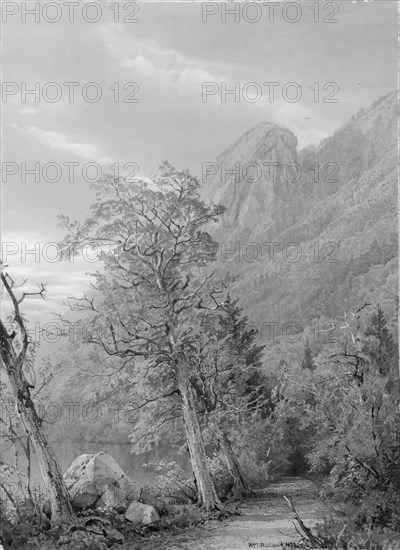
xmin=129 ymin=477 xmax=325 ymax=550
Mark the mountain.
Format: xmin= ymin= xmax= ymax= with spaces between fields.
xmin=204 ymin=92 xmax=398 ymax=361
xmin=203 ymin=121 xmax=299 ymax=234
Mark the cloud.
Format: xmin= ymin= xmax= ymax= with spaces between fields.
xmin=136 ymin=38 xmax=188 ymax=65
xmin=121 ymin=55 xmax=216 ymax=91
xmin=25 ymin=127 xmax=113 ymax=165
xmin=97 ymin=26 xmax=223 ymax=94
xmin=18 ymin=107 xmax=36 ymax=115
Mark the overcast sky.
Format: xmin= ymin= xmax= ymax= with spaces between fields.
xmin=1 ymin=0 xmax=397 ymax=327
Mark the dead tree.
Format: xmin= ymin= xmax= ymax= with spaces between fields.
xmin=0 ymin=269 xmax=75 ymax=524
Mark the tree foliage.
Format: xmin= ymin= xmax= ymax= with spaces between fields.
xmin=272 ymin=305 xmax=400 ymax=540
xmin=58 ymin=163 xmax=228 ymax=509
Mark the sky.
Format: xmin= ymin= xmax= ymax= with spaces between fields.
xmin=0 ymin=0 xmax=398 ymax=332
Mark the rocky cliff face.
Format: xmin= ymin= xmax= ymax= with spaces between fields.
xmin=206 ymin=92 xmax=398 ymax=356
xmin=203 ymin=122 xmax=299 ymax=236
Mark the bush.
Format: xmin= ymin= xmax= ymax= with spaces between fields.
xmin=0 ymin=519 xmax=111 ymax=550
xmin=313 ymin=513 xmax=400 ymax=550
xmin=0 ymin=496 xmax=127 ymax=549
xmin=159 ymin=503 xmax=205 ymax=529
xmin=207 ymin=449 xmax=271 ymax=500
xmin=207 ymin=452 xmax=235 ymax=500
xmin=141 ymin=461 xmax=197 ymax=505
xmin=238 ymin=452 xmax=270 ymax=491
xmin=0 ymin=494 xmax=52 ymax=550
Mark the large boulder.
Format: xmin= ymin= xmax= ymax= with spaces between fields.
xmin=124 ymin=501 xmax=160 ymax=527
xmin=63 ymin=452 xmax=140 ymax=511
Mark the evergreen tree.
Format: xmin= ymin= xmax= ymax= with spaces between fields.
xmin=364 ymin=305 xmax=397 ymax=376
xmin=301 ymin=340 xmax=316 ymax=371
xmin=215 ymin=294 xmax=269 ymax=415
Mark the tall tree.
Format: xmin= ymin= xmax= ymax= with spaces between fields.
xmin=0 ymin=269 xmax=75 ymax=524
xmin=59 ymin=163 xmax=226 ymax=509
xmin=216 ymin=295 xmax=268 ymax=416
xmin=300 ymin=340 xmax=316 ymax=371
xmin=364 ymin=304 xmax=397 ymax=376
xmin=189 ymin=295 xmax=269 ymax=497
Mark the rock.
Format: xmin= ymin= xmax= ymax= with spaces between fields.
xmin=139 ymin=485 xmax=162 ymax=507
xmin=202 ymin=121 xmax=299 ymax=233
xmin=84 ymin=518 xmax=125 ymax=543
xmin=63 ymin=451 xmax=140 ymax=511
xmin=103 ymin=524 xmax=125 ymax=543
xmin=124 ymin=501 xmax=160 ymax=527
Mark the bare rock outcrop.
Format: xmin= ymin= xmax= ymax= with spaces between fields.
xmin=63 ymin=451 xmax=140 ymax=511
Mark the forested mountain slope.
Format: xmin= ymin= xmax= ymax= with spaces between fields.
xmin=204 ymin=92 xmax=398 ymax=351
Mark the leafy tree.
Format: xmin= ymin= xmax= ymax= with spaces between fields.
xmin=263 ymin=360 xmax=317 ymax=476
xmin=58 ymin=163 xmax=227 ymax=509
xmin=277 ymin=306 xmax=400 ymax=533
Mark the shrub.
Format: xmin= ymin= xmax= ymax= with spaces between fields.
xmin=159 ymin=503 xmax=205 ymax=529
xmin=207 ymin=452 xmax=235 ymax=500
xmin=313 ymin=513 xmax=400 ymax=550
xmin=141 ymin=461 xmax=197 ymax=505
xmin=238 ymin=452 xmax=270 ymax=491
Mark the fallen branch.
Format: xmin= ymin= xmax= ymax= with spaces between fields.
xmin=283 ymin=495 xmax=331 ymax=549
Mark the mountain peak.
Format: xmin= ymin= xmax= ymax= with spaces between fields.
xmin=216 ymin=121 xmax=296 ymax=164
xmin=203 ymin=120 xmax=298 ymax=233
xmin=255 ymin=121 xmax=282 ymax=129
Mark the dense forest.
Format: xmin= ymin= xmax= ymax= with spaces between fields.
xmin=1 ymin=95 xmax=399 ymax=550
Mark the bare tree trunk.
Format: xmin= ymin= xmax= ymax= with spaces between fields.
xmin=0 ymin=272 xmax=75 ymax=525
xmin=175 ymin=361 xmax=223 ymax=510
xmin=5 ymin=363 xmax=75 ymax=524
xmin=215 ymin=428 xmax=249 ymax=499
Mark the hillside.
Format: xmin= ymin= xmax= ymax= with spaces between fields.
xmin=204 ymin=92 xmax=398 ymax=362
